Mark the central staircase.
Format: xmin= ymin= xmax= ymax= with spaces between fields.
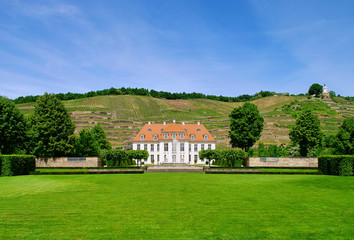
xmin=146 ymin=164 xmax=203 ymax=173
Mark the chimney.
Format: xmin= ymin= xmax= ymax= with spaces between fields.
xmin=198 ymin=122 xmax=200 ymax=125
xmin=163 ymin=121 xmax=166 ymax=125
xmin=173 ymin=120 xmax=176 ymax=123
xmin=148 ymin=122 xmax=151 ymax=125
xmin=182 ymin=122 xmax=185 ymax=125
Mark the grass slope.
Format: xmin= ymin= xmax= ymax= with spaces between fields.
xmin=17 ymin=95 xmax=353 ymax=148
xmin=0 ymin=174 xmax=353 ymax=239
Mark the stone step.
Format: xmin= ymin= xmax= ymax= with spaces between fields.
xmin=146 ymin=167 xmax=203 ymax=173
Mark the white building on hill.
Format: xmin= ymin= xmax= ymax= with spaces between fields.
xmin=132 ymin=121 xmax=216 ymax=164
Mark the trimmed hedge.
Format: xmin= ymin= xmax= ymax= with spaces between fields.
xmin=0 ymin=155 xmax=36 ymax=176
xmin=318 ymin=155 xmax=354 ymax=176
xmin=208 ymin=149 xmax=247 ymax=168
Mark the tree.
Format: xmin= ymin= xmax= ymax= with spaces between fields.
xmin=31 ymin=93 xmax=75 ymax=157
xmin=92 ymin=123 xmax=111 ymax=150
xmin=75 ymin=129 xmax=100 ymax=157
xmin=129 ymin=150 xmax=149 ymax=166
xmin=199 ymin=149 xmax=219 ymax=166
xmin=229 ymin=102 xmax=264 ymax=152
xmin=0 ymin=96 xmax=28 ymax=154
xmin=308 ymin=83 xmax=323 ymax=96
xmin=334 ymin=118 xmax=353 ymax=154
xmin=289 ymin=110 xmax=323 ymax=156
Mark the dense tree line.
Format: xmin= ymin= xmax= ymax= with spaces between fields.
xmin=0 ymin=94 xmax=112 ymax=158
xmin=13 ymin=87 xmax=277 ymax=104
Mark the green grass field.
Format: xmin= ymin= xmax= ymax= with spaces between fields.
xmin=1 ymin=174 xmax=353 ymax=239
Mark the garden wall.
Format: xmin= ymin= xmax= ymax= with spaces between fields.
xmin=36 ymin=157 xmax=103 ymax=168
xmin=245 ymin=157 xmax=318 ymax=167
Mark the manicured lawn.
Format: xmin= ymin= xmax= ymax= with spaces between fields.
xmin=0 ymin=174 xmax=353 ymax=239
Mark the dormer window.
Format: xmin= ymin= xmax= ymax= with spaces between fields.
xmin=153 ymin=134 xmax=158 ymax=140
xmin=190 ymin=134 xmax=195 ymax=140
xmin=164 ymin=133 xmax=168 ymax=139
xmin=148 ymin=128 xmax=152 ymax=132
xmin=180 ymin=133 xmax=185 ymax=139
xmin=197 ymin=129 xmax=201 ymax=132
xmin=140 ymin=135 xmax=144 ymax=140
xmin=172 ymin=133 xmax=176 ymax=139
xmin=204 ymin=134 xmax=208 ymax=140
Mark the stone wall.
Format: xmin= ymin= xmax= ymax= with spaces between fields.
xmin=36 ymin=157 xmax=103 ymax=168
xmin=245 ymin=157 xmax=318 ymax=167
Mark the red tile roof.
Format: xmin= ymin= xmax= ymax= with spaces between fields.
xmin=133 ymin=122 xmax=215 ymax=142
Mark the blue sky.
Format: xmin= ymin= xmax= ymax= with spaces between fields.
xmin=0 ymin=0 xmax=353 ymax=99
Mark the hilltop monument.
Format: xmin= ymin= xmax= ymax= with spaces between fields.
xmin=322 ymin=84 xmax=330 ymax=99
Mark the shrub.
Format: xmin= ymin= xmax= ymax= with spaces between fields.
xmin=213 ymin=149 xmax=247 ymax=167
xmin=0 ymin=155 xmax=36 ymax=176
xmin=318 ymin=155 xmax=354 ymax=176
xmin=100 ymin=149 xmax=134 ymax=167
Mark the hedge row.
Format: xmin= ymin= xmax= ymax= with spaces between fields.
xmin=199 ymin=149 xmax=247 ymax=167
xmin=0 ymin=155 xmax=36 ymax=176
xmin=318 ymin=155 xmax=354 ymax=176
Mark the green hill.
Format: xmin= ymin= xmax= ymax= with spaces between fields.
xmin=17 ymin=95 xmax=353 ymax=149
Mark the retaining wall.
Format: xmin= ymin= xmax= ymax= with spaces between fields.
xmin=245 ymin=157 xmax=318 ymax=167
xmin=36 ymin=157 xmax=103 ymax=168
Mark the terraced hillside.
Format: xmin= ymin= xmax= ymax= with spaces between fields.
xmin=17 ymin=95 xmax=353 ymax=149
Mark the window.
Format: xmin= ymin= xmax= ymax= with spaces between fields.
xmin=194 ymin=144 xmax=197 ymax=151
xmin=180 ymin=144 xmax=184 ymax=151
xmin=151 ymin=144 xmax=154 ymax=151
xmin=151 ymin=155 xmax=154 ymax=161
xmin=153 ymin=134 xmax=158 ymax=140
xmin=157 ymin=155 xmax=160 ymax=162
xmin=157 ymin=144 xmax=160 ymax=151
xmin=144 ymin=144 xmax=147 ymax=150
xmin=164 ymin=133 xmax=168 ymax=139
xmin=208 ymin=144 xmax=211 ymax=150
xmin=189 ymin=155 xmax=191 ymax=162
xmin=201 ymin=144 xmax=204 ymax=150
xmin=137 ymin=144 xmax=140 ymax=150
xmin=180 ymin=133 xmax=184 ymax=139
xmin=148 ymin=128 xmax=152 ymax=132
xmin=140 ymin=135 xmax=144 ymax=140
xmin=189 ymin=144 xmax=191 ymax=151
xmin=164 ymin=143 xmax=168 ymax=151
xmin=172 ymin=133 xmax=176 ymax=139
xmin=197 ymin=129 xmax=201 ymax=132
xmin=204 ymin=134 xmax=208 ymax=140
xmin=194 ymin=155 xmax=198 ymax=161
xmin=190 ymin=134 xmax=195 ymax=140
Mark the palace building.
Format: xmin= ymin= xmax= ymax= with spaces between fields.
xmin=132 ymin=121 xmax=216 ymax=164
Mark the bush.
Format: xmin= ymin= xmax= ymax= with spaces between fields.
xmin=0 ymin=155 xmax=36 ymax=176
xmin=100 ymin=149 xmax=134 ymax=167
xmin=318 ymin=155 xmax=354 ymax=176
xmin=213 ymin=149 xmax=247 ymax=167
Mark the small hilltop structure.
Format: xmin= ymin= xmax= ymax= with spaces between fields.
xmin=322 ymin=84 xmax=330 ymax=100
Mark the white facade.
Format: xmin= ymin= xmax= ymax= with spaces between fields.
xmin=132 ymin=141 xmax=216 ymax=164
